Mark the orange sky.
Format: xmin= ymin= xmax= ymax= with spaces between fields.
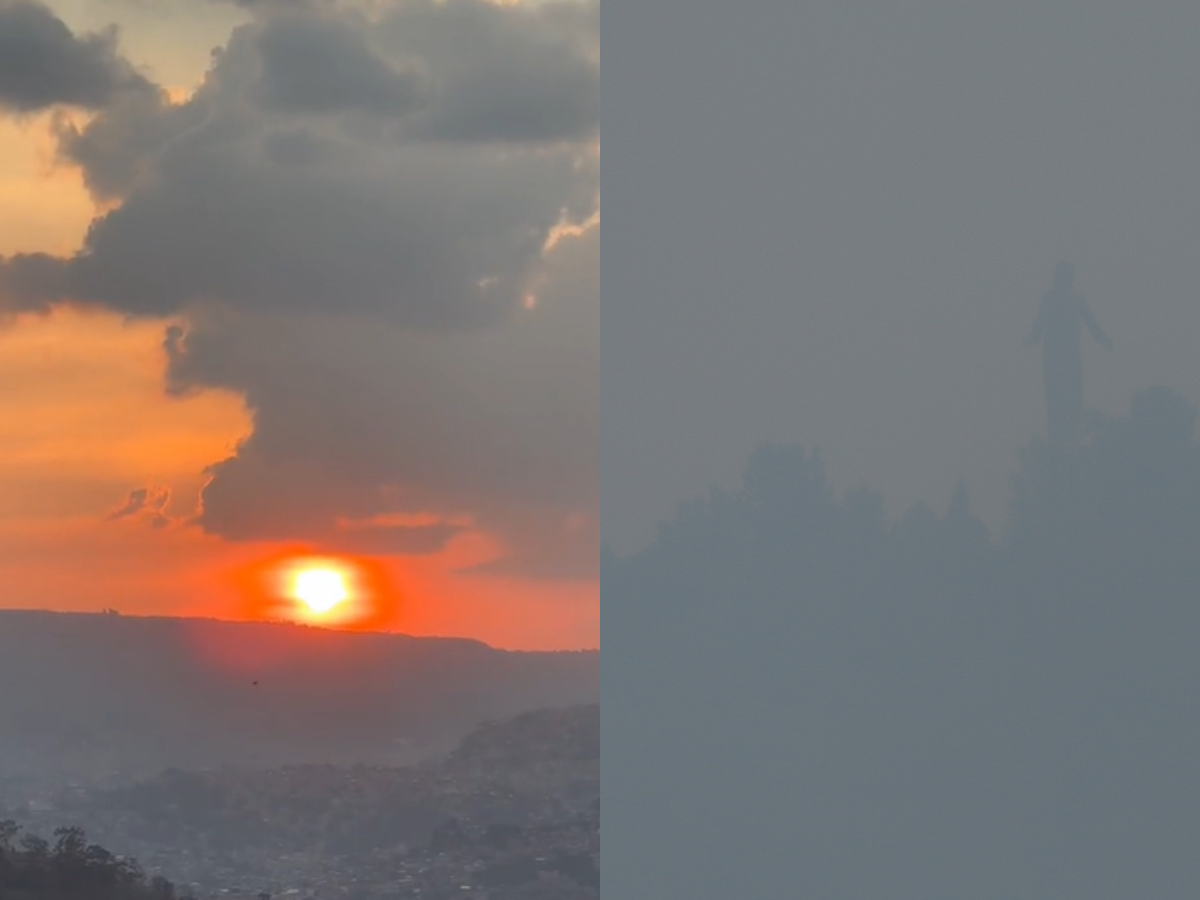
xmin=0 ymin=9 xmax=598 ymax=651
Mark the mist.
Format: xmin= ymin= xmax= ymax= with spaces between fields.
xmin=604 ymin=0 xmax=1200 ymax=896
xmin=605 ymin=375 xmax=1200 ymax=898
xmin=603 ymin=0 xmax=1200 ymax=557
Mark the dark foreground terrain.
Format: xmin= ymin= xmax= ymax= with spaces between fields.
xmin=5 ymin=704 xmax=600 ymax=900
xmin=0 ymin=611 xmax=598 ymax=779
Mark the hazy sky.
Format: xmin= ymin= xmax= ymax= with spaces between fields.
xmin=604 ymin=0 xmax=1200 ymax=554
xmin=604 ymin=5 xmax=1200 ymax=897
xmin=0 ymin=0 xmax=599 ymax=649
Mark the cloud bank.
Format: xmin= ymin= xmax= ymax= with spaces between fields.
xmin=0 ymin=0 xmax=153 ymax=113
xmin=1 ymin=0 xmax=599 ymax=581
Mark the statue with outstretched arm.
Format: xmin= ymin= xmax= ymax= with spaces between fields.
xmin=1026 ymin=263 xmax=1112 ymax=446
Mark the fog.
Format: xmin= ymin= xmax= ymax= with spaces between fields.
xmin=604 ymin=0 xmax=1200 ymax=556
xmin=606 ymin=385 xmax=1200 ymax=897
xmin=605 ymin=1 xmax=1200 ymax=897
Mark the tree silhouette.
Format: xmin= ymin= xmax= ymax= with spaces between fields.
xmin=604 ymin=377 xmax=1200 ymax=899
xmin=0 ymin=821 xmax=188 ymax=900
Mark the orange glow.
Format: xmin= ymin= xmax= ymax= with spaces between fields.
xmin=0 ymin=117 xmax=94 ymax=257
xmin=0 ymin=15 xmax=601 ymax=654
xmin=228 ymin=548 xmax=403 ymax=632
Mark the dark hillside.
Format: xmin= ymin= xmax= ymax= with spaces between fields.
xmin=0 ymin=611 xmax=599 ymax=778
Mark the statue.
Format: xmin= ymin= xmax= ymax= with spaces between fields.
xmin=1026 ymin=263 xmax=1112 ymax=447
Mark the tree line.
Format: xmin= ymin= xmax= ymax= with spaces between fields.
xmin=0 ymin=821 xmax=189 ymax=900
xmin=603 ymin=384 xmax=1200 ymax=897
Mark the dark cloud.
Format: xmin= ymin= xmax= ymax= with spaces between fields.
xmin=459 ymin=506 xmax=598 ymax=582
xmin=0 ymin=252 xmax=68 ymax=314
xmin=377 ymin=0 xmax=600 ymax=144
xmin=209 ymin=0 xmax=600 ymax=142
xmin=253 ymin=12 xmax=427 ymax=116
xmin=260 ymin=128 xmax=337 ymax=166
xmin=196 ymin=451 xmax=464 ymax=555
xmin=60 ymin=143 xmax=576 ymax=328
xmin=52 ymin=87 xmax=200 ymax=202
xmin=209 ymin=0 xmax=334 ymax=9
xmin=0 ymin=0 xmax=152 ymax=113
xmin=2 ymin=0 xmax=598 ymax=581
xmin=169 ymin=222 xmax=598 ymax=579
xmin=3 ymin=139 xmax=586 ymax=327
xmin=2 ymin=1 xmax=598 ymax=328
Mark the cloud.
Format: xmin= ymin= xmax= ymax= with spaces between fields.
xmin=375 ymin=0 xmax=600 ymax=144
xmin=0 ymin=0 xmax=152 ymax=113
xmin=106 ymin=486 xmax=172 ymax=528
xmin=208 ymin=0 xmax=336 ymax=9
xmin=0 ymin=252 xmax=69 ymax=315
xmin=253 ymin=11 xmax=428 ymax=116
xmin=1 ymin=0 xmax=599 ymax=328
xmin=3 ymin=0 xmax=599 ymax=581
xmin=195 ymin=453 xmax=466 ymax=555
xmin=172 ymin=220 xmax=599 ymax=578
xmin=211 ymin=0 xmax=600 ymax=147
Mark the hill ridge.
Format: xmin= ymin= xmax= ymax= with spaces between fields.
xmin=0 ymin=610 xmax=599 ymax=780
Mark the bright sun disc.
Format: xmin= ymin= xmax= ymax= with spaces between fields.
xmin=238 ymin=551 xmax=395 ymax=631
xmin=293 ymin=567 xmax=349 ymax=614
xmin=274 ymin=556 xmax=364 ymax=623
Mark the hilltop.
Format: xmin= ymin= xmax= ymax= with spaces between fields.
xmin=0 ymin=610 xmax=599 ymax=780
xmin=448 ymin=704 xmax=600 ymax=768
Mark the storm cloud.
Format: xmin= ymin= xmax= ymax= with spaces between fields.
xmin=0 ymin=0 xmax=599 ymax=580
xmin=252 ymin=11 xmax=428 ymax=116
xmin=0 ymin=0 xmax=151 ymax=113
xmin=2 ymin=0 xmax=599 ymax=328
xmin=174 ymin=220 xmax=598 ymax=578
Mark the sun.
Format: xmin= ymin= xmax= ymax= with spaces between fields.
xmin=292 ymin=566 xmax=350 ymax=614
xmin=235 ymin=551 xmax=398 ymax=630
xmin=278 ymin=556 xmax=361 ymax=622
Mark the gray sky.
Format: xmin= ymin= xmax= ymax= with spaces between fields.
xmin=604 ymin=0 xmax=1200 ymax=554
xmin=604 ymin=6 xmax=1200 ymax=897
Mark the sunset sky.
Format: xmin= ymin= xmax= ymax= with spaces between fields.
xmin=0 ymin=0 xmax=599 ymax=650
